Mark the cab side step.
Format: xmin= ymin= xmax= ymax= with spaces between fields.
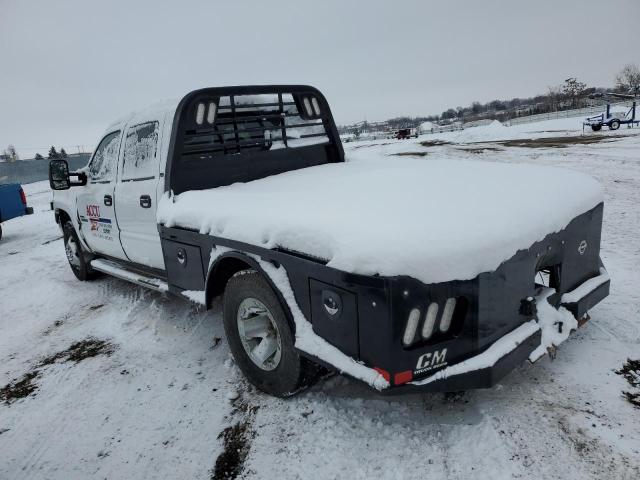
xmin=90 ymin=258 xmax=169 ymax=293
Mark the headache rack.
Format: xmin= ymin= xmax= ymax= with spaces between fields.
xmin=166 ymin=85 xmax=344 ymax=194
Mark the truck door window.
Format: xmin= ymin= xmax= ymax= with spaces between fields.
xmin=88 ymin=131 xmax=121 ymax=182
xmin=122 ymin=121 xmax=159 ymax=180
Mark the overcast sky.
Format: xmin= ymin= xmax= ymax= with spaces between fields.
xmin=1 ymin=0 xmax=638 ymax=158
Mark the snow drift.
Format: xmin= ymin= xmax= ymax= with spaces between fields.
xmin=157 ymin=157 xmax=603 ymax=285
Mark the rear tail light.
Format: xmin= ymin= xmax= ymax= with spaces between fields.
xmin=402 ymin=296 xmax=467 ymax=348
xmin=19 ymin=188 xmax=27 ymax=205
xmin=394 ymin=370 xmax=413 ymax=385
xmin=439 ymin=298 xmax=456 ymax=332
xmin=402 ymin=308 xmax=421 ymax=346
xmin=374 ymin=367 xmax=390 ymax=382
xmin=421 ymin=302 xmax=438 ymax=340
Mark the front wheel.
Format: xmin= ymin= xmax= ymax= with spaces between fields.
xmin=223 ymin=269 xmax=314 ymax=397
xmin=609 ymin=120 xmax=620 ymax=130
xmin=591 ymin=124 xmax=602 ymax=132
xmin=62 ymin=220 xmax=96 ymax=281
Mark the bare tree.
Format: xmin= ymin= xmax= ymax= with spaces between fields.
xmin=6 ymin=144 xmax=19 ymax=162
xmin=546 ymin=85 xmax=562 ymax=111
xmin=615 ymin=63 xmax=640 ymax=94
xmin=562 ymin=78 xmax=588 ymax=108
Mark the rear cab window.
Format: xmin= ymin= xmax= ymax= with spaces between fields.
xmin=122 ymin=121 xmax=160 ymax=180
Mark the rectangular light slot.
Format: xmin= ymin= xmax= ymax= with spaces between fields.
xmin=403 ymin=308 xmax=421 ymax=346
xmin=311 ymin=97 xmax=321 ymax=116
xmin=207 ymin=102 xmax=217 ymax=124
xmin=422 ymin=302 xmax=439 ymax=340
xmin=439 ymin=298 xmax=456 ymax=332
xmin=303 ymin=97 xmax=314 ymax=117
xmin=195 ymin=103 xmax=205 ymax=125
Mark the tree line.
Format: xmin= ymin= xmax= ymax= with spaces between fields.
xmin=379 ymin=63 xmax=640 ymax=130
xmin=34 ymin=146 xmax=69 ymax=160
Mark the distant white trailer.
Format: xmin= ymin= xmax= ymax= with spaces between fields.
xmin=583 ymin=102 xmax=638 ymax=132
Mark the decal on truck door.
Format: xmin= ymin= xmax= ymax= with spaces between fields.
xmin=85 ymin=204 xmax=113 ymax=241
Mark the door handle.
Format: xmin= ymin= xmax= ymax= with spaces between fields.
xmin=140 ymin=195 xmax=152 ymax=208
xmin=104 ymin=194 xmax=113 ymax=206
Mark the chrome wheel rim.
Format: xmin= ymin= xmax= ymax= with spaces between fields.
xmin=236 ymin=297 xmax=282 ymax=371
xmin=65 ymin=236 xmax=81 ymax=268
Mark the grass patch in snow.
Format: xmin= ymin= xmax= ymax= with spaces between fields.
xmin=0 ymin=338 xmax=115 ymax=405
xmin=0 ymin=371 xmax=40 ymax=405
xmin=615 ymin=358 xmax=640 ymax=408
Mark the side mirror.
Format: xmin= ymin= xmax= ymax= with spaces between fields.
xmin=49 ymin=159 xmax=70 ymax=190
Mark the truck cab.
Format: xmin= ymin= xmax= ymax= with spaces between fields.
xmin=51 ymin=100 xmax=177 ymax=274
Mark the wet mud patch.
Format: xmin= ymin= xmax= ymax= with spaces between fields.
xmin=213 ymin=421 xmax=253 ymax=479
xmin=211 ymin=393 xmax=258 ymax=480
xmin=457 ymin=146 xmax=503 ymax=154
xmin=0 ymin=338 xmax=116 ymax=405
xmin=615 ymin=359 xmax=640 ymax=408
xmin=490 ymin=135 xmax=617 ymax=149
xmin=391 ymin=151 xmax=428 ymax=157
xmin=41 ymin=235 xmax=63 ymax=245
xmin=42 ymin=318 xmax=65 ymax=336
xmin=420 ymin=139 xmax=451 ymax=147
xmin=352 ymin=142 xmax=393 ymax=149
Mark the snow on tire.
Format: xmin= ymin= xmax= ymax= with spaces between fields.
xmin=62 ymin=220 xmax=96 ymax=281
xmin=222 ymin=269 xmax=313 ymax=397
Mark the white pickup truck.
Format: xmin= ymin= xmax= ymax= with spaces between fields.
xmin=50 ymin=85 xmax=610 ymax=397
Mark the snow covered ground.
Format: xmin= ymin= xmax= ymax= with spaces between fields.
xmin=1 ymin=116 xmax=639 ymax=479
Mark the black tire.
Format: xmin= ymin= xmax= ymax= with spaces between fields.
xmin=62 ymin=220 xmax=96 ymax=281
xmin=591 ymin=124 xmax=602 ymax=132
xmin=609 ymin=120 xmax=620 ymax=130
xmin=0 ymin=224 xmax=3 ymax=241
xmin=223 ymin=269 xmax=314 ymax=397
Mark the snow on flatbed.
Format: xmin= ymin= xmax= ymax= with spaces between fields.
xmin=158 ymin=157 xmax=602 ymax=285
xmin=1 ymin=120 xmax=640 ymax=479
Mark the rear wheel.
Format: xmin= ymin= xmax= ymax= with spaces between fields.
xmin=0 ymin=224 xmax=3 ymax=241
xmin=609 ymin=120 xmax=620 ymax=130
xmin=62 ymin=220 xmax=96 ymax=281
xmin=223 ymin=269 xmax=315 ymax=397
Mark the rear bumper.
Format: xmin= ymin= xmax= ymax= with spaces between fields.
xmin=382 ymin=271 xmax=610 ymax=394
xmin=383 ymin=324 xmax=541 ymax=395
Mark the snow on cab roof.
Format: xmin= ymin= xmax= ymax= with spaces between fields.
xmin=157 ymin=156 xmax=603 ymax=285
xmin=104 ymin=98 xmax=180 ymax=134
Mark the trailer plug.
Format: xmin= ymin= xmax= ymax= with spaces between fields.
xmin=520 ymin=297 xmax=537 ymax=317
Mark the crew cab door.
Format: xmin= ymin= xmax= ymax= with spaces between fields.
xmin=76 ymin=130 xmax=128 ymax=259
xmin=113 ymin=121 xmax=165 ymax=269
